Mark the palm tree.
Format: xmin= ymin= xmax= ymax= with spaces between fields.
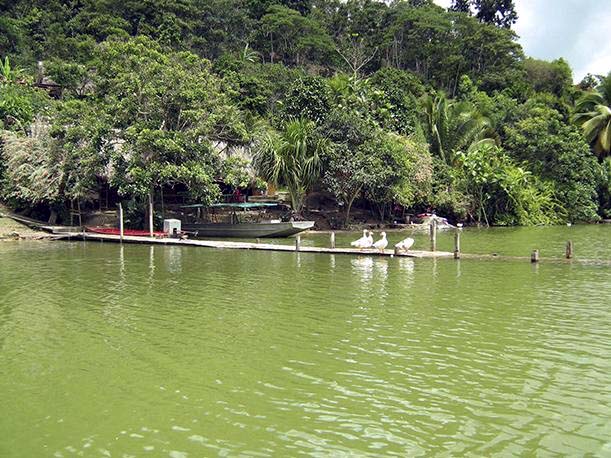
xmin=573 ymin=72 xmax=611 ymax=157
xmin=421 ymin=92 xmax=495 ymax=164
xmin=254 ymin=119 xmax=329 ymax=214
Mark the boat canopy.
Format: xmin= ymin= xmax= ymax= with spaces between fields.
xmin=181 ymin=202 xmax=279 ymax=209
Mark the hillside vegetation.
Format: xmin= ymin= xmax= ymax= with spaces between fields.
xmin=1 ymin=0 xmax=610 ymax=226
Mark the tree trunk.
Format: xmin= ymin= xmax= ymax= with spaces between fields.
xmin=290 ymin=189 xmax=301 ymax=216
xmin=160 ymin=187 xmax=165 ymax=219
xmin=343 ymin=188 xmax=362 ymax=228
xmin=77 ymin=199 xmax=82 ymax=227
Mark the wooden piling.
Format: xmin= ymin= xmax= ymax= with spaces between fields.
xmin=148 ymin=192 xmax=154 ymax=238
xmin=566 ymin=240 xmax=573 ymax=259
xmin=295 ymin=235 xmax=301 ymax=252
xmin=454 ymin=230 xmax=461 ymax=259
xmin=330 ymin=232 xmax=336 ymax=249
xmin=118 ymin=202 xmax=124 ymax=242
xmin=531 ymin=249 xmax=540 ymax=263
xmin=430 ymin=219 xmax=437 ymax=252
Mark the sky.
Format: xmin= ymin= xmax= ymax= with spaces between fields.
xmin=432 ymin=0 xmax=611 ymax=82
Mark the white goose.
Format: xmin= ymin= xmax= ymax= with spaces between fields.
xmin=394 ymin=237 xmax=415 ymax=253
xmin=373 ymin=232 xmax=388 ymax=252
xmin=350 ymin=229 xmax=369 ymax=249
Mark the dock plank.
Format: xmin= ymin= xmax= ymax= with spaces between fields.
xmin=63 ymin=232 xmax=454 ymax=258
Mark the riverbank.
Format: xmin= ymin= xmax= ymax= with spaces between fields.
xmin=0 ymin=218 xmax=54 ymax=241
xmin=0 ymin=205 xmax=56 ymax=240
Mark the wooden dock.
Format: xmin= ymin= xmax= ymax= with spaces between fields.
xmin=50 ymin=231 xmax=611 ymax=266
xmin=6 ymin=209 xmax=610 ymax=265
xmin=60 ymin=232 xmax=455 ymax=259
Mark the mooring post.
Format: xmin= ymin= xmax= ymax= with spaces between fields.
xmin=148 ymin=192 xmax=154 ymax=237
xmin=295 ymin=234 xmax=301 ymax=252
xmin=531 ymin=249 xmax=540 ymax=263
xmin=454 ymin=230 xmax=461 ymax=259
xmin=330 ymin=232 xmax=336 ymax=249
xmin=566 ymin=240 xmax=573 ymax=259
xmin=430 ymin=218 xmax=437 ymax=252
xmin=119 ymin=202 xmax=124 ymax=243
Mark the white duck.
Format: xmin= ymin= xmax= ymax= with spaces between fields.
xmin=394 ymin=237 xmax=415 ymax=253
xmin=365 ymin=230 xmax=374 ymax=248
xmin=373 ymin=232 xmax=388 ymax=252
xmin=350 ymin=229 xmax=369 ymax=249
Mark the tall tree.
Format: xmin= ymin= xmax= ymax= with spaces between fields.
xmin=507 ymin=99 xmax=600 ymax=222
xmin=85 ymin=37 xmax=247 ymax=209
xmin=524 ymin=57 xmax=573 ymax=98
xmin=257 ymin=5 xmax=335 ymax=66
xmin=450 ymin=0 xmax=470 ymax=13
xmin=450 ymin=0 xmax=517 ymax=29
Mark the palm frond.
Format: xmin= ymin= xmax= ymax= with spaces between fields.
xmin=597 ymin=117 xmax=611 ymax=154
xmin=575 ymin=92 xmax=604 ymax=113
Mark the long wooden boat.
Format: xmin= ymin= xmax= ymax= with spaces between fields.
xmin=180 ymin=202 xmax=314 ymax=238
xmin=182 ymin=221 xmax=314 ymax=238
xmin=86 ymin=227 xmax=166 ymax=237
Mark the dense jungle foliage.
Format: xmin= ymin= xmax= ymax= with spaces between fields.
xmin=1 ymin=0 xmax=610 ymax=226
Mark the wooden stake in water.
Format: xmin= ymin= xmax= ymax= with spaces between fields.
xmin=531 ymin=249 xmax=540 ymax=263
xmin=148 ymin=192 xmax=154 ymax=237
xmin=430 ymin=219 xmax=437 ymax=252
xmin=295 ymin=235 xmax=301 ymax=252
xmin=330 ymin=232 xmax=336 ymax=249
xmin=566 ymin=240 xmax=574 ymax=259
xmin=119 ymin=202 xmax=124 ymax=242
xmin=454 ymin=230 xmax=461 ymax=259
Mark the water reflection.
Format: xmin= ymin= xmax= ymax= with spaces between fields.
xmin=431 ymin=257 xmax=438 ymax=279
xmin=350 ymin=257 xmax=391 ymax=298
xmin=148 ymin=245 xmax=155 ymax=287
xmin=374 ymin=259 xmax=390 ymax=301
xmin=164 ymin=246 xmax=183 ymax=274
xmin=119 ymin=244 xmax=125 ymax=279
xmin=351 ymin=257 xmax=374 ymax=283
xmin=397 ymin=258 xmax=415 ymax=288
xmin=329 ymin=254 xmax=336 ymax=271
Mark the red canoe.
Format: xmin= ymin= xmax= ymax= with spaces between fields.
xmin=86 ymin=227 xmax=166 ymax=237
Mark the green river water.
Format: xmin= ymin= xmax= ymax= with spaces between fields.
xmin=1 ymin=226 xmax=610 ymax=457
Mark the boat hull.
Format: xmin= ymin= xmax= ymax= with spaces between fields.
xmin=86 ymin=227 xmax=166 ymax=237
xmin=183 ymin=221 xmax=314 ymax=238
